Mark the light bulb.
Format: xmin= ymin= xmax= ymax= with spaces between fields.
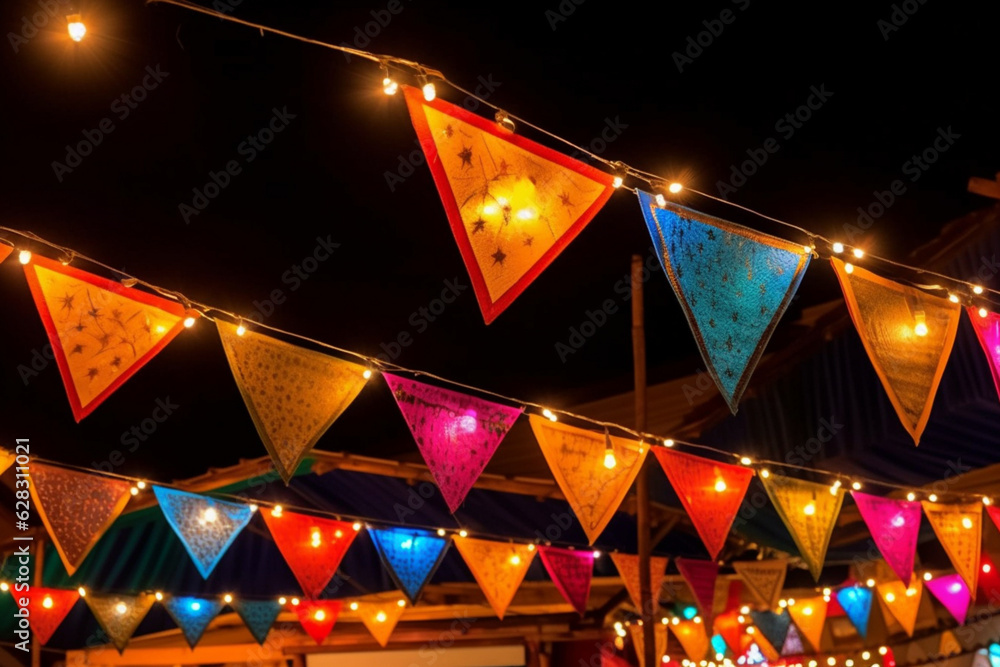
xmin=822 ymin=588 xmax=831 ymax=596
xmin=852 ymin=248 xmax=864 ymax=259
xmin=436 ymin=528 xmax=446 ymax=537
xmin=672 ymin=617 xmax=680 ymax=625
xmin=979 ymin=307 xmax=989 ymax=318
xmin=866 ymin=578 xmax=875 ymax=587
xmin=612 ymin=176 xmax=624 ymax=189
xmin=116 ymin=602 xmax=128 ymax=614
xmin=130 ymin=487 xmax=139 ymax=496
xmin=714 ymin=479 xmax=727 ymax=493
xmin=949 ymin=294 xmax=960 ymax=303
xmin=668 ymin=182 xmax=683 ymax=194
xmin=604 ymin=446 xmax=617 ymax=469
xmin=422 ymin=81 xmax=436 ymax=102
xmin=66 ymin=14 xmax=86 ymax=41
xmin=831 ymin=480 xmax=842 ymax=494
xmin=985 ymin=564 xmax=993 ymax=574
xmin=906 ymin=492 xmax=916 ymax=502
xmin=778 ymin=599 xmax=787 ymax=608
xmin=78 ymin=587 xmax=87 ymax=597
xmin=664 ymin=439 xmax=675 ymax=448
xmin=974 ymin=285 xmax=984 ymax=295
xmin=878 ymin=647 xmax=888 ymax=656
xmin=542 ymin=408 xmax=558 ymax=422
xmin=693 ymin=616 xmax=702 ymax=624
xmin=740 ymin=456 xmax=752 ymax=465
xmin=984 ymin=497 xmax=993 ymax=506
xmin=353 ymin=521 xmax=362 ymax=531
xmin=279 ymin=597 xmax=287 ymax=605
xmin=190 ymin=601 xmax=201 ymax=611
xmin=852 ymin=481 xmax=862 ymax=490
xmin=527 ymin=543 xmax=535 ymax=551
xmin=363 ymin=368 xmax=373 ymax=379
xmin=350 ymin=602 xmax=359 ymax=611
xmin=786 ymin=598 xmax=794 ymax=606
xmin=832 ymin=242 xmax=844 ymax=254
xmin=803 ymin=503 xmax=816 ymax=516
xmin=43 ymin=596 xmax=53 ymax=609
xmin=827 ymin=657 xmax=836 ymax=666
xmin=884 ymin=592 xmax=895 ymax=602
xmin=760 ymin=468 xmax=770 ymax=478
xmin=224 ymin=594 xmax=233 ymax=603
xmin=236 ymin=324 xmax=246 ymax=336
xmin=249 ymin=504 xmax=258 ymax=513
xmin=375 ymin=610 xmax=388 ymax=622
xmin=510 ymin=554 xmax=521 ymax=566
xmin=315 ymin=609 xmax=326 ymax=621
xmin=291 ymin=597 xmax=300 ymax=606
xmin=844 ymin=263 xmax=854 ymax=274
xmin=655 ymin=193 xmax=667 ymax=207
xmin=18 ymin=250 xmax=31 ymax=264
xmin=914 ymin=311 xmax=928 ymax=337
xmin=0 ymin=582 xmax=8 ymax=592
xmin=846 ymin=661 xmax=854 ymax=667
xmin=382 ymin=76 xmax=399 ymax=95
xmin=802 ymin=606 xmax=813 ymax=616
xmin=155 ymin=591 xmax=163 ymax=601
xmin=962 ymin=516 xmax=973 ymax=529
xmin=862 ymin=652 xmax=871 ymax=660
xmin=398 ymin=599 xmax=406 ymax=607
xmin=183 ymin=316 xmax=196 ymax=328
xmin=202 ymin=508 xmax=218 ymax=522
xmin=593 ymin=550 xmax=601 ymax=558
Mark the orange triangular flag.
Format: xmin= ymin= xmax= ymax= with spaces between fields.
xmin=403 ymin=86 xmax=615 ymax=324
xmin=353 ymin=594 xmax=407 ymax=647
xmin=29 ymin=463 xmax=131 ymax=575
xmin=938 ymin=629 xmax=962 ymax=656
xmin=217 ymin=322 xmax=369 ymax=483
xmin=453 ymin=536 xmax=536 ymax=619
xmin=921 ymin=501 xmax=982 ymax=592
xmin=610 ymin=552 xmax=669 ymax=611
xmin=0 ymin=244 xmax=12 ymax=265
xmin=760 ymin=474 xmax=844 ymax=581
xmin=653 ymin=449 xmax=754 ymax=560
xmin=671 ymin=619 xmax=710 ymax=661
xmin=84 ymin=592 xmax=158 ymax=653
xmin=831 ymin=258 xmax=960 ymax=444
xmin=23 ymin=255 xmax=189 ymax=421
xmin=0 ymin=448 xmax=14 ymax=476
xmin=876 ymin=579 xmax=922 ymax=637
xmin=530 ymin=416 xmax=648 ymax=544
xmin=733 ymin=559 xmax=788 ymax=609
xmin=714 ymin=610 xmax=744 ymax=654
xmin=787 ymin=596 xmax=827 ymax=652
xmin=628 ymin=621 xmax=669 ymax=667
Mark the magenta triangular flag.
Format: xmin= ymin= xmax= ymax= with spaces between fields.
xmin=676 ymin=558 xmax=718 ymax=621
xmin=925 ymin=574 xmax=971 ymax=625
xmin=539 ymin=546 xmax=594 ymax=615
xmin=383 ymin=374 xmax=523 ymax=513
xmin=852 ymin=491 xmax=921 ymax=584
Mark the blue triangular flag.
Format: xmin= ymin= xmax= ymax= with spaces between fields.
xmin=153 ymin=486 xmax=255 ymax=578
xmin=836 ymin=586 xmax=873 ymax=639
xmin=638 ymin=191 xmax=811 ymax=413
xmin=231 ymin=599 xmax=282 ymax=645
xmin=369 ymin=527 xmax=450 ymax=604
xmin=163 ymin=596 xmax=224 ymax=648
xmin=750 ymin=610 xmax=791 ymax=652
xmin=711 ymin=634 xmax=729 ymax=657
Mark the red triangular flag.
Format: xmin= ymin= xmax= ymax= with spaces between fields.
xmin=677 ymin=558 xmax=719 ymax=621
xmin=539 ymin=546 xmax=594 ymax=615
xmin=295 ymin=600 xmax=341 ymax=644
xmin=653 ymin=448 xmax=753 ymax=559
xmin=0 ymin=244 xmax=12 ymax=265
xmin=714 ymin=610 xmax=743 ymax=653
xmin=403 ymin=86 xmax=615 ymax=323
xmin=261 ymin=509 xmax=359 ymax=599
xmin=23 ymin=255 xmax=189 ymax=421
xmin=28 ymin=588 xmax=80 ymax=645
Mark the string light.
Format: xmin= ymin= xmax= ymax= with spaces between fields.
xmin=832 ymin=242 xmax=844 ymax=254
xmin=984 ymin=563 xmax=992 ymax=574
xmin=136 ymin=481 xmax=146 ymax=489
xmin=155 ymin=591 xmax=163 ymax=601
xmin=974 ymin=285 xmax=984 ymax=295
xmin=495 ymin=110 xmax=515 ymax=133
xmin=593 ymin=550 xmax=601 ymax=558
xmin=962 ymin=516 xmax=974 ymax=529
xmin=130 ymin=486 xmax=139 ymax=496
xmin=78 ymin=587 xmax=87 ymax=597
xmin=42 ymin=596 xmax=54 ymax=609
xmin=352 ymin=521 xmax=362 ymax=531
xmin=375 ymin=610 xmax=388 ymax=622
xmin=271 ymin=505 xmax=283 ymax=517
xmin=928 ymin=493 xmax=938 ymax=502
xmin=740 ymin=456 xmax=752 ymax=465
xmin=979 ymin=307 xmax=989 ymax=318
xmin=830 ymin=479 xmax=842 ymax=494
xmin=510 ymin=553 xmax=522 ymax=565
xmin=603 ymin=429 xmax=617 ymax=470
xmin=913 ymin=312 xmax=928 ymax=337
xmin=183 ymin=315 xmax=197 ymax=328
xmin=923 ymin=572 xmax=932 ymax=581
xmin=878 ymin=647 xmax=888 ymax=656
xmin=420 ymin=77 xmax=436 ymax=102
xmin=746 ymin=625 xmax=755 ymax=634
xmin=866 ymin=578 xmax=875 ymax=587
xmin=66 ymin=13 xmax=86 ymax=41
xmin=803 ymin=502 xmax=816 ymax=516
xmin=714 ymin=477 xmax=727 ymax=493
xmin=664 ymin=439 xmax=675 ymax=448
xmin=315 ymin=609 xmax=326 ymax=621
xmin=18 ymin=250 xmax=31 ymax=264
xmin=116 ymin=602 xmax=128 ymax=614
xmin=236 ymin=323 xmax=247 ymax=336
xmin=350 ymin=602 xmax=359 ymax=611
xmin=884 ymin=592 xmax=895 ymax=603
xmin=224 ymin=594 xmax=233 ymax=603
xmin=437 ymin=528 xmax=446 ymax=536
xmin=655 ymin=193 xmax=667 ymax=207
xmin=279 ymin=597 xmax=288 ymax=605
xmin=852 ymin=248 xmax=864 ymax=259
xmin=397 ymin=599 xmax=406 ymax=607
xmin=760 ymin=468 xmax=770 ymax=478
xmin=0 ymin=582 xmax=8 ymax=592
xmin=862 ymin=652 xmax=871 ymax=660
xmin=541 ymin=408 xmax=558 ymax=422
xmin=906 ymin=492 xmax=916 ymax=501
xmin=291 ymin=597 xmax=300 ymax=606
xmin=985 ymin=497 xmax=993 ymax=506
xmin=852 ymin=481 xmax=862 ymax=490
xmin=381 ymin=63 xmax=398 ymax=95
xmin=740 ymin=605 xmax=750 ymax=615
xmin=949 ymin=294 xmax=960 ymax=303
xmin=844 ymin=263 xmax=854 ymax=274
xmin=668 ymin=182 xmax=683 ymax=194
xmin=363 ymin=368 xmax=373 ymax=379
xmin=458 ymin=529 xmax=468 ymax=538
xmin=612 ymin=175 xmax=624 ymax=189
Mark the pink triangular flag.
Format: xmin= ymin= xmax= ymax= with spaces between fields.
xmin=852 ymin=491 xmax=921 ymax=584
xmin=539 ymin=546 xmax=594 ymax=615
xmin=925 ymin=574 xmax=971 ymax=625
xmin=383 ymin=374 xmax=524 ymax=513
xmin=676 ymin=558 xmax=718 ymax=621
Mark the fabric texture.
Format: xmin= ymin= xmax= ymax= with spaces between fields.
xmin=354 ymin=595 xmax=407 ymax=647
xmin=294 ymin=599 xmax=341 ymax=644
xmin=163 ymin=596 xmax=224 ymax=648
xmin=0 ymin=244 xmax=11 ymax=265
xmin=750 ymin=610 xmax=790 ymax=651
xmin=0 ymin=449 xmax=14 ymax=477
xmin=217 ymin=321 xmax=369 ymax=484
xmin=676 ymin=558 xmax=719 ymax=621
xmin=638 ymin=191 xmax=811 ymax=413
xmin=538 ymin=546 xmax=594 ymax=615
xmin=260 ymin=509 xmax=358 ymax=599
xmin=609 ymin=552 xmax=669 ymax=612
xmin=383 ymin=373 xmax=523 ymax=513
xmin=83 ymin=592 xmax=157 ymax=653
xmin=876 ymin=579 xmax=922 ymax=637
xmin=369 ymin=527 xmax=450 ymax=605
xmin=831 ymin=258 xmax=961 ymax=444
xmin=925 ymin=574 xmax=970 ymax=624
xmin=967 ymin=307 xmax=1000 ymax=403
xmin=231 ymin=598 xmax=282 ymax=645
xmin=780 ymin=623 xmax=804 ymax=656
xmin=403 ymin=85 xmax=615 ymax=324
xmin=760 ymin=474 xmax=844 ymax=581
xmin=28 ymin=588 xmax=79 ymax=645
xmin=671 ymin=619 xmax=709 ymax=661
xmin=733 ymin=559 xmax=787 ymax=609
xmin=836 ymin=586 xmax=873 ymax=639
xmin=22 ymin=255 xmax=187 ymax=421
xmin=852 ymin=491 xmax=922 ymax=585
xmin=452 ymin=536 xmax=536 ymax=619
xmin=787 ymin=596 xmax=827 ymax=652
xmin=921 ymin=501 xmax=982 ymax=593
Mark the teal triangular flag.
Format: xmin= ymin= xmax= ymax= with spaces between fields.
xmin=231 ymin=599 xmax=282 ymax=645
xmin=836 ymin=586 xmax=872 ymax=638
xmin=153 ymin=486 xmax=254 ymax=578
xmin=750 ymin=610 xmax=791 ymax=651
xmin=638 ymin=191 xmax=811 ymax=413
xmin=369 ymin=527 xmax=450 ymax=604
xmin=163 ymin=596 xmax=224 ymax=648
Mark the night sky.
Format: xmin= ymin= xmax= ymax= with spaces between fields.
xmin=2 ymin=0 xmax=999 ymax=483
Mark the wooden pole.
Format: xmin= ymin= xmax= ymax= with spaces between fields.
xmin=632 ymin=255 xmax=655 ymax=667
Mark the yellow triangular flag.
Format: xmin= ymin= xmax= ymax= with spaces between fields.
xmin=628 ymin=622 xmax=669 ymax=667
xmin=0 ymin=449 xmax=14 ymax=477
xmin=217 ymin=322 xmax=369 ymax=483
xmin=938 ymin=629 xmax=962 ymax=657
xmin=84 ymin=593 xmax=157 ymax=653
xmin=610 ymin=553 xmax=669 ymax=611
xmin=530 ymin=415 xmax=648 ymax=543
xmin=353 ymin=594 xmax=407 ymax=647
xmin=787 ymin=596 xmax=828 ymax=652
xmin=761 ymin=474 xmax=844 ymax=581
xmin=877 ymin=579 xmax=922 ymax=637
xmin=453 ymin=536 xmax=536 ymax=619
xmin=671 ymin=619 xmax=710 ymax=661
xmin=921 ymin=501 xmax=981 ymax=593
xmin=733 ymin=559 xmax=788 ymax=609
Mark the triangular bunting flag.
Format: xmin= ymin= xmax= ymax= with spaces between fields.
xmin=84 ymin=592 xmax=157 ymax=653
xmin=754 ymin=634 xmax=781 ymax=663
xmin=452 ymin=536 xmax=536 ymax=619
xmin=29 ymin=463 xmax=132 ymax=576
xmin=0 ymin=448 xmax=14 ymax=476
xmin=354 ymin=595 xmax=407 ymax=647
xmin=603 ymin=654 xmax=633 ymax=667
xmin=966 ymin=307 xmax=1000 ymax=403
xmin=921 ymin=501 xmax=982 ymax=592
xmin=153 ymin=486 xmax=255 ymax=578
xmin=539 ymin=546 xmax=594 ymax=615
xmin=28 ymin=588 xmax=79 ymax=645
xmin=261 ymin=509 xmax=359 ymax=599
xmin=403 ymin=86 xmax=615 ymax=324
xmin=653 ymin=449 xmax=754 ymax=559
xmin=629 ymin=622 xmax=670 ymax=667
xmin=760 ymin=473 xmax=844 ymax=581
xmin=382 ymin=373 xmax=523 ymax=513
xmin=609 ymin=552 xmax=669 ymax=612
xmin=972 ymin=650 xmax=993 ymax=667
xmin=852 ymin=491 xmax=922 ymax=585
xmin=295 ymin=600 xmax=341 ymax=645
xmin=987 ymin=504 xmax=1000 ymax=536
xmin=926 ymin=574 xmax=971 ymax=625
xmin=677 ymin=558 xmax=719 ymax=620
xmin=638 ymin=191 xmax=811 ymax=413
xmin=530 ymin=415 xmax=648 ymax=543
xmin=939 ymin=630 xmax=962 ymax=657
xmin=231 ymin=599 xmax=282 ymax=645
xmin=714 ymin=610 xmax=743 ymax=654
xmin=217 ymin=321 xmax=369 ymax=484
xmin=369 ymin=527 xmax=450 ymax=605
xmin=780 ymin=623 xmax=804 ymax=656
xmin=733 ymin=559 xmax=788 ymax=609
xmin=787 ymin=597 xmax=827 ymax=652
xmin=876 ymin=579 xmax=922 ymax=637
xmin=0 ymin=244 xmax=11 ymax=265
xmin=750 ymin=610 xmax=790 ymax=652
xmin=671 ymin=619 xmax=710 ymax=661
xmin=831 ymin=258 xmax=960 ymax=444
xmin=23 ymin=255 xmax=189 ymax=421
xmin=163 ymin=596 xmax=224 ymax=648
xmin=836 ymin=586 xmax=873 ymax=638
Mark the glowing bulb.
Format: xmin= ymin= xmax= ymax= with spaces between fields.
xmin=923 ymin=572 xmax=932 ymax=581
xmin=202 ymin=508 xmax=218 ymax=522
xmin=827 ymin=657 xmax=836 ymax=666
xmin=962 ymin=516 xmax=973 ymax=529
xmin=78 ymin=587 xmax=87 ymax=597
xmin=363 ymin=368 xmax=373 ymax=379
xmin=665 ymin=439 xmax=675 ymax=448
xmin=655 ymin=193 xmax=667 ymax=207
xmin=279 ymin=597 xmax=288 ymax=605
xmin=787 ymin=598 xmax=794 ymax=606
xmin=884 ymin=592 xmax=895 ymax=602
xmin=714 ymin=478 xmax=727 ymax=493
xmin=984 ymin=497 xmax=992 ymax=506
xmin=737 ymin=614 xmax=745 ymax=623
xmin=67 ymin=14 xmax=86 ymax=41
xmin=43 ymin=596 xmax=53 ymax=609
xmin=249 ymin=504 xmax=258 ymax=513
xmin=852 ymin=481 xmax=862 ymax=490
xmin=668 ymin=182 xmax=683 ymax=194
xmin=974 ymin=285 xmax=984 ymax=295
xmin=353 ymin=522 xmax=362 ymax=531
xmin=236 ymin=324 xmax=246 ymax=336
xmin=803 ymin=503 xmax=816 ymax=516
xmin=928 ymin=494 xmax=938 ymax=502
xmin=382 ymin=77 xmax=398 ymax=95
xmin=183 ymin=316 xmax=196 ymax=328
xmin=862 ymin=652 xmax=871 ymax=660
xmin=398 ymin=599 xmax=406 ymax=607
xmin=693 ymin=616 xmax=702 ymax=624
xmin=527 ymin=543 xmax=535 ymax=551
xmin=437 ymin=528 xmax=446 ymax=536
xmin=949 ymin=294 xmax=960 ymax=303
xmin=662 ymin=618 xmax=669 ymax=625
xmin=612 ymin=176 xmax=624 ymax=189
xmin=604 ymin=448 xmax=617 ymax=469
xmin=831 ymin=479 xmax=842 ymax=494
xmin=291 ymin=598 xmax=300 ymax=606
xmin=130 ymin=487 xmax=139 ymax=496
xmin=334 ymin=530 xmax=343 ymax=538
xmin=422 ymin=81 xmax=436 ymax=101
xmin=592 ymin=549 xmax=602 ymax=558
xmin=510 ymin=554 xmax=521 ymax=566
xmin=866 ymin=578 xmax=875 ymax=587
xmin=985 ymin=563 xmax=992 ymax=573
xmin=802 ymin=606 xmax=813 ymax=616
xmin=844 ymin=262 xmax=854 ymax=274
xmin=350 ymin=602 xmax=359 ymax=611
xmin=853 ymin=248 xmax=864 ymax=259
xmin=155 ymin=591 xmax=163 ymax=601
xmin=846 ymin=661 xmax=855 ymax=667
xmin=878 ymin=647 xmax=888 ymax=656
xmin=542 ymin=408 xmax=558 ymax=422
xmin=315 ymin=609 xmax=326 ymax=621
xmin=516 ymin=208 xmax=536 ymax=220
xmin=116 ymin=602 xmax=128 ymax=614
xmin=459 ymin=529 xmax=468 ymax=538
xmin=672 ymin=617 xmax=680 ymax=625
xmin=746 ymin=625 xmax=755 ymax=634
xmin=375 ymin=610 xmax=388 ymax=622
xmin=832 ymin=242 xmax=844 ymax=254
xmin=979 ymin=307 xmax=989 ymax=318
xmin=778 ymin=599 xmax=787 ymax=608
xmin=0 ymin=583 xmax=8 ymax=592
xmin=822 ymin=588 xmax=831 ymax=596
xmin=18 ymin=250 xmax=31 ymax=264
xmin=224 ymin=594 xmax=233 ymax=603
xmin=906 ymin=492 xmax=916 ymax=501
xmin=740 ymin=605 xmax=750 ymax=614
xmin=190 ymin=601 xmax=201 ymax=611
xmin=760 ymin=469 xmax=769 ymax=478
